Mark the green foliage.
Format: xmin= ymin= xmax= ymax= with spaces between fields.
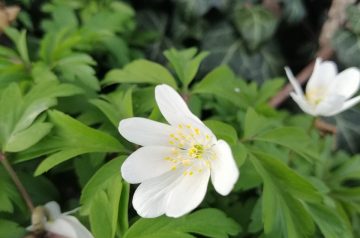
xmin=124 ymin=208 xmax=241 ymax=238
xmin=103 ymin=60 xmax=177 ymax=88
xmin=1 ymin=1 xmax=360 ymax=238
xmin=164 ymin=48 xmax=209 ymax=87
xmin=0 ymin=220 xmax=26 ymax=238
xmin=34 ymin=110 xmax=124 ymax=175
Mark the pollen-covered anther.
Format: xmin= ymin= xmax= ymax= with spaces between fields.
xmin=188 ymin=144 xmax=204 ymax=159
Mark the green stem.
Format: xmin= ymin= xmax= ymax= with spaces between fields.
xmin=0 ymin=152 xmax=34 ymax=212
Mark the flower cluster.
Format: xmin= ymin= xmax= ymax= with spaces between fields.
xmin=119 ymin=59 xmax=360 ymax=219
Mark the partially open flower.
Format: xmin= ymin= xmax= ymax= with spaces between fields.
xmin=286 ymin=58 xmax=360 ymax=116
xmin=119 ymin=84 xmax=239 ymax=218
xmin=27 ymin=201 xmax=93 ymax=238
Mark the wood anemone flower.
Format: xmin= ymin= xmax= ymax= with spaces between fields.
xmin=286 ymin=58 xmax=360 ymax=116
xmin=27 ymin=201 xmax=93 ymax=238
xmin=119 ymin=84 xmax=239 ymax=218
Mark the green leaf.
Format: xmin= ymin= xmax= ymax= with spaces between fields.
xmin=56 ymin=53 xmax=99 ymax=91
xmin=0 ymin=81 xmax=82 ymax=152
xmin=280 ymin=0 xmax=306 ymax=23
xmin=192 ymin=65 xmax=243 ymax=106
xmin=330 ymin=155 xmax=360 ymax=183
xmin=253 ymin=126 xmax=318 ymax=161
xmin=124 ymin=208 xmax=241 ymax=238
xmin=332 ymin=30 xmax=360 ymax=67
xmin=4 ymin=28 xmax=29 ymax=62
xmin=0 ymin=220 xmax=26 ymax=238
xmin=89 ymin=191 xmax=113 ymax=238
xmin=335 ymin=108 xmax=360 ymax=153
xmin=243 ymin=108 xmax=278 ymax=139
xmin=304 ymin=203 xmax=352 ymax=238
xmin=234 ymin=158 xmax=261 ymax=192
xmin=250 ymin=152 xmax=317 ymax=237
xmin=201 ymin=22 xmax=283 ymax=83
xmin=84 ymin=157 xmax=126 ymax=238
xmin=233 ymin=6 xmax=278 ymax=50
xmin=81 ymin=156 xmax=125 ymax=212
xmin=164 ymin=48 xmax=209 ymax=87
xmin=103 ymin=60 xmax=177 ymax=88
xmin=346 ymin=5 xmax=360 ymax=34
xmin=0 ymin=84 xmax=22 ymax=149
xmin=91 ymin=87 xmax=133 ymax=127
xmin=174 ymin=0 xmax=229 ymax=17
xmin=262 ymin=181 xmax=315 ymax=238
xmin=4 ymin=122 xmax=53 ymax=152
xmin=34 ymin=111 xmax=124 ymax=175
xmin=250 ymin=150 xmax=321 ymax=202
xmin=204 ymin=120 xmax=237 ymax=144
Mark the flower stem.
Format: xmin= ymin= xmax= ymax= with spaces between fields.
xmin=0 ymin=152 xmax=34 ymax=212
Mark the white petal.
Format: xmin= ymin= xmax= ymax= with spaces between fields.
xmin=61 ymin=216 xmax=94 ymax=238
xmin=119 ymin=117 xmax=175 ymax=146
xmin=290 ymin=92 xmax=316 ymax=116
xmin=121 ymin=146 xmax=175 ymax=184
xmin=325 ymin=95 xmax=360 ymax=116
xmin=44 ymin=201 xmax=61 ymax=220
xmin=331 ymin=67 xmax=360 ymax=99
xmin=165 ymin=168 xmax=210 ymax=218
xmin=306 ymin=59 xmax=337 ymax=94
xmin=45 ymin=217 xmax=78 ymax=238
xmin=315 ymin=94 xmax=346 ymax=116
xmin=210 ymin=140 xmax=239 ymax=196
xmin=155 ymin=84 xmax=202 ymax=125
xmin=132 ymin=170 xmax=183 ymax=218
xmin=285 ymin=67 xmax=305 ymax=97
xmin=155 ymin=84 xmax=215 ymax=139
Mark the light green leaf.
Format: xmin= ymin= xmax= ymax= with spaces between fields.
xmin=34 ymin=111 xmax=124 ymax=175
xmin=84 ymin=157 xmax=126 ymax=238
xmin=81 ymin=156 xmax=125 ymax=212
xmin=192 ymin=65 xmax=243 ymax=106
xmin=5 ymin=122 xmax=53 ymax=152
xmin=243 ymin=108 xmax=278 ymax=139
xmin=124 ymin=208 xmax=241 ymax=238
xmin=4 ymin=28 xmax=29 ymax=62
xmin=103 ymin=60 xmax=177 ymax=88
xmin=164 ymin=48 xmax=209 ymax=87
xmin=204 ymin=120 xmax=237 ymax=144
xmin=90 ymin=191 xmax=113 ymax=238
xmin=0 ymin=84 xmax=22 ymax=149
xmin=91 ymin=87 xmax=133 ymax=127
xmin=56 ymin=53 xmax=99 ymax=91
xmin=253 ymin=127 xmax=319 ymax=161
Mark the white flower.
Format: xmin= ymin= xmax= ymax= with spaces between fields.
xmin=119 ymin=84 xmax=239 ymax=218
xmin=28 ymin=201 xmax=93 ymax=238
xmin=286 ymin=58 xmax=360 ymax=116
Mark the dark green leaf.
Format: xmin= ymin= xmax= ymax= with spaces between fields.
xmin=233 ymin=6 xmax=278 ymax=50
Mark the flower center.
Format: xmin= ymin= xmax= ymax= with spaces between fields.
xmin=188 ymin=144 xmax=204 ymax=159
xmin=306 ymin=87 xmax=327 ymax=105
xmin=164 ymin=124 xmax=216 ymax=176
